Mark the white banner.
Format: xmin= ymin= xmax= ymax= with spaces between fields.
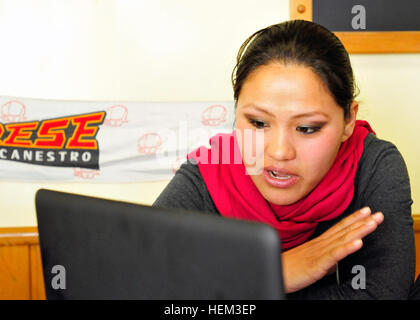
xmin=0 ymin=96 xmax=235 ymax=182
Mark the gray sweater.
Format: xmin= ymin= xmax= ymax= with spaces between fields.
xmin=153 ymin=133 xmax=415 ymax=299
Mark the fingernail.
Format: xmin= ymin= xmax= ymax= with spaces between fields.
xmin=373 ymin=212 xmax=384 ymax=222
xmin=360 ymin=207 xmax=370 ymax=215
xmin=353 ymin=239 xmax=363 ymax=247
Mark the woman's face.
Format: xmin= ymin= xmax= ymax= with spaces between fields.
xmin=235 ymin=62 xmax=357 ymax=205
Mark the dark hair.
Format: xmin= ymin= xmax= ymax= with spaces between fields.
xmin=231 ymin=20 xmax=358 ymax=119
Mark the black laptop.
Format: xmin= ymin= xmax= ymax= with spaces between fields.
xmin=35 ymin=189 xmax=285 ymax=300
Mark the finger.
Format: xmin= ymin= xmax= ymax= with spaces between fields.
xmin=325 ymin=239 xmax=364 ymax=267
xmin=315 ymin=239 xmax=363 ymax=276
xmin=320 ymin=207 xmax=371 ymax=240
xmin=334 ymin=217 xmax=381 ymax=248
xmin=325 ymin=211 xmax=384 ymax=245
xmin=315 ymin=219 xmax=375 ymax=274
xmin=371 ymin=211 xmax=384 ymax=224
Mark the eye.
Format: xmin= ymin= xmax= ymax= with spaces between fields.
xmin=249 ymin=119 xmax=268 ymax=129
xmin=297 ymin=126 xmax=321 ymax=135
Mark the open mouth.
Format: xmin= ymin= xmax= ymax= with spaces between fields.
xmin=268 ymin=170 xmax=293 ymax=180
xmin=263 ymin=169 xmax=298 ymax=188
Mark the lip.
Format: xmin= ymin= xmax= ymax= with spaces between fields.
xmin=263 ymin=167 xmax=299 ymax=188
xmin=264 ymin=166 xmax=297 ymax=176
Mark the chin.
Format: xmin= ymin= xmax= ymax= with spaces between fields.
xmin=255 ymin=185 xmax=299 ymax=205
xmin=266 ymin=194 xmax=301 ymax=206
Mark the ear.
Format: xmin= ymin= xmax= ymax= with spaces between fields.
xmin=341 ymin=101 xmax=359 ymax=142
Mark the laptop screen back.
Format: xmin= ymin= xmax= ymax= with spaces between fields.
xmin=35 ymin=189 xmax=285 ymax=300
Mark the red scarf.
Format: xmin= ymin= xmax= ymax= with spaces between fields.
xmin=187 ymin=120 xmax=375 ymax=250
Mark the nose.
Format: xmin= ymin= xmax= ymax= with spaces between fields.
xmin=266 ymin=129 xmax=296 ymax=161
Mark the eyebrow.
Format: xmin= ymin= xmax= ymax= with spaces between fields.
xmin=242 ymin=104 xmax=330 ymax=119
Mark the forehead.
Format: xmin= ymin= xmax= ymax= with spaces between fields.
xmin=237 ymin=63 xmax=342 ymax=116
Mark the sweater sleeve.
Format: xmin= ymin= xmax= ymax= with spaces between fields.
xmin=152 ymin=160 xmax=219 ymax=214
xmin=288 ymin=138 xmax=415 ymax=299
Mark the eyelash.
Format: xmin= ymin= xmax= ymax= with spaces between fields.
xmin=248 ymin=119 xmax=322 ymax=135
xmin=297 ymin=126 xmax=321 ymax=135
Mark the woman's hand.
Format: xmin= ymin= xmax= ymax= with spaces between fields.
xmin=282 ymin=207 xmax=384 ymax=293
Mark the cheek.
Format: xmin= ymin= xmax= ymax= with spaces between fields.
xmin=299 ymin=134 xmax=342 ymax=180
xmin=235 ymin=115 xmax=264 ymax=154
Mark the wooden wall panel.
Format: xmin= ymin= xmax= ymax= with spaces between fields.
xmin=414 ymin=217 xmax=420 ymax=279
xmin=0 ymin=227 xmax=44 ymax=300
xmin=290 ymin=0 xmax=312 ymax=21
xmin=29 ymin=244 xmax=46 ymax=300
xmin=0 ymin=245 xmax=30 ymax=300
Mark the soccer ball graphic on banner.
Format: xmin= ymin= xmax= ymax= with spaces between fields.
xmin=201 ymin=104 xmax=227 ymax=126
xmin=137 ymin=132 xmax=163 ymax=155
xmin=104 ymin=105 xmax=128 ymax=127
xmin=73 ymin=168 xmax=100 ymax=180
xmin=1 ymin=100 xmax=27 ymax=123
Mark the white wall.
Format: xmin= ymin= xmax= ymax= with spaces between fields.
xmin=0 ymin=0 xmax=287 ymax=101
xmin=0 ymin=0 xmax=418 ymax=227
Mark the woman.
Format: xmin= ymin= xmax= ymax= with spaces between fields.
xmin=153 ymin=20 xmax=415 ymax=299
